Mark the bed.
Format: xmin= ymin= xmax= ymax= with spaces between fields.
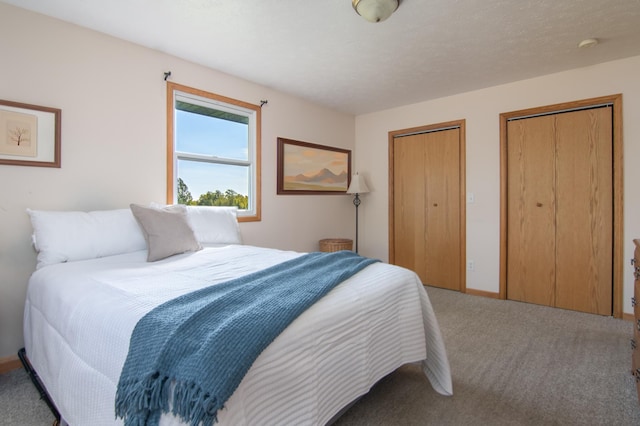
xmin=22 ymin=205 xmax=452 ymax=425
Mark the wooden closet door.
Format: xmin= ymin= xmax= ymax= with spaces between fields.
xmin=506 ymin=107 xmax=613 ymax=315
xmin=506 ymin=115 xmax=557 ymax=306
xmin=393 ymin=134 xmax=426 ymax=278
xmin=393 ymin=128 xmax=461 ymax=290
xmin=555 ymin=108 xmax=612 ymax=315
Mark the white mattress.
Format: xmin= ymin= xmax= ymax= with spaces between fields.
xmin=23 ymin=245 xmax=452 ymax=425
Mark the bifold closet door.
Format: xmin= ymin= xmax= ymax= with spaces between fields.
xmin=507 ymin=107 xmax=613 ymax=315
xmin=506 ymin=115 xmax=557 ymax=306
xmin=393 ymin=128 xmax=461 ymax=290
xmin=554 ymin=108 xmax=612 ymax=315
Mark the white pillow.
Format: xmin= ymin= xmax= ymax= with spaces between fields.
xmin=185 ymin=206 xmax=242 ymax=245
xmin=149 ymin=204 xmax=242 ymax=245
xmin=27 ymin=208 xmax=147 ymax=269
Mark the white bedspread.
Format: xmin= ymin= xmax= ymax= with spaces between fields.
xmin=23 ymin=245 xmax=452 ymax=425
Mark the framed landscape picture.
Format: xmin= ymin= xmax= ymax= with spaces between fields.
xmin=0 ymin=99 xmax=61 ymax=168
xmin=277 ymin=137 xmax=351 ymax=195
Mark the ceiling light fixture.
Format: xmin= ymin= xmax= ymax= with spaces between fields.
xmin=352 ymin=0 xmax=399 ymax=23
xmin=578 ymin=38 xmax=599 ymax=49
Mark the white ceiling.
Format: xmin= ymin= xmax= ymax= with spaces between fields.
xmin=4 ymin=0 xmax=640 ymax=115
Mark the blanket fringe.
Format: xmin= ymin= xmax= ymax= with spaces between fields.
xmin=116 ymin=373 xmax=219 ymax=426
xmin=172 ymin=380 xmax=218 ymax=426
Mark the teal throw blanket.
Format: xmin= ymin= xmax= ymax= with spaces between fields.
xmin=115 ymin=250 xmax=378 ymax=426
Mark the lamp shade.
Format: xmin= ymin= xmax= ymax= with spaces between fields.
xmin=347 ymin=174 xmax=370 ymax=194
xmin=352 ymin=0 xmax=399 ymax=23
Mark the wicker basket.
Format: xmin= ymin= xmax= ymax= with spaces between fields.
xmin=319 ymin=238 xmax=353 ymax=252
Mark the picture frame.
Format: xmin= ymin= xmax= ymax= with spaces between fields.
xmin=0 ymin=99 xmax=61 ymax=168
xmin=277 ymin=137 xmax=351 ymax=195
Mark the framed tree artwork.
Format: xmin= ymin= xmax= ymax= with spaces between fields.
xmin=0 ymin=99 xmax=61 ymax=168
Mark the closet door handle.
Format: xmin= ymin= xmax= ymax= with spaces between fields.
xmin=536 ymin=202 xmax=543 ymax=207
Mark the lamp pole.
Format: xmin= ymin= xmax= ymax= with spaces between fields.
xmin=353 ymin=193 xmax=361 ymax=253
xmin=347 ymin=172 xmax=369 ymax=254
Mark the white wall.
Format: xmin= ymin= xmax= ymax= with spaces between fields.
xmin=355 ymin=55 xmax=640 ymax=315
xmin=0 ymin=4 xmax=355 ymax=357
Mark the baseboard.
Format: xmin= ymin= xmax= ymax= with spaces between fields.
xmin=465 ymin=288 xmax=501 ymax=299
xmin=623 ymin=312 xmax=635 ymax=322
xmin=463 ymin=290 xmax=636 ymax=320
xmin=0 ymin=355 xmax=22 ymax=374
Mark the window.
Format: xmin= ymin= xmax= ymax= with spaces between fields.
xmin=166 ymin=82 xmax=261 ymax=221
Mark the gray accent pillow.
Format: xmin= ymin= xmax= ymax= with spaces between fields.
xmin=130 ymin=204 xmax=202 ymax=262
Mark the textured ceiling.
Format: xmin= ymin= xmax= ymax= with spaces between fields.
xmin=4 ymin=0 xmax=640 ymax=115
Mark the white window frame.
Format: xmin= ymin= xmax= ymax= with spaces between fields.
xmin=166 ymin=82 xmax=261 ymax=221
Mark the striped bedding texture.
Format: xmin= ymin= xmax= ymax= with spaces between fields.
xmin=23 ymin=244 xmax=452 ymax=425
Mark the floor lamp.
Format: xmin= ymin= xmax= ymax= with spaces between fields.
xmin=346 ymin=173 xmax=370 ymax=253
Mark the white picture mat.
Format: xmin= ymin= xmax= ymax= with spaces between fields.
xmin=0 ymin=104 xmax=57 ymax=163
